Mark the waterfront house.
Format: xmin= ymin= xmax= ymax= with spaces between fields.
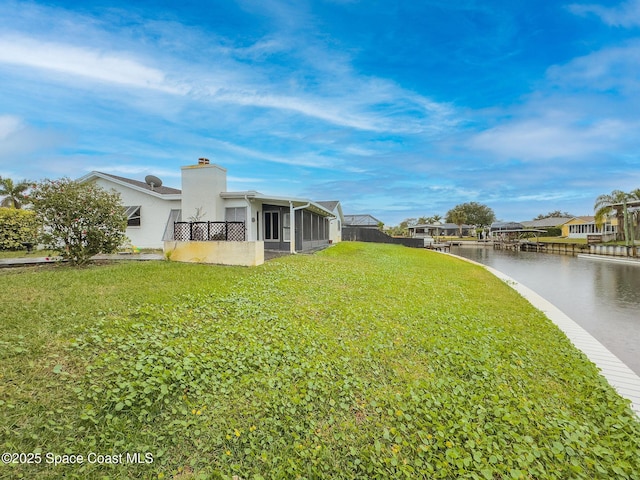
xmin=79 ymin=159 xmax=343 ymax=265
xmin=408 ymin=222 xmax=473 ymax=238
xmin=561 ymin=216 xmax=617 ymax=240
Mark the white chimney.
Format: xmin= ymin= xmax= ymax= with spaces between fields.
xmin=181 ymin=161 xmax=227 ymax=221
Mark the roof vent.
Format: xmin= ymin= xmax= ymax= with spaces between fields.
xmin=198 ymin=157 xmax=210 ymax=165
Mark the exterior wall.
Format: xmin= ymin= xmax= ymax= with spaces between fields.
xmin=223 ymin=198 xmax=256 ymax=241
xmin=91 ymin=178 xmax=180 ymax=249
xmin=164 ymin=240 xmax=264 ymax=266
xmin=328 ymin=217 xmax=342 ymax=244
xmin=181 ymin=164 xmax=227 ymax=222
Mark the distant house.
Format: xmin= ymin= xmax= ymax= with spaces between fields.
xmin=343 ymin=214 xmax=382 ymax=228
xmin=408 ymin=222 xmax=473 ymax=237
xmin=561 ymin=216 xmax=617 ymax=239
xmin=79 ymin=160 xmax=343 ymax=265
xmin=521 ymin=217 xmax=574 ymax=230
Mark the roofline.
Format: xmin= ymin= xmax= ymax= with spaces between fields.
xmin=221 ymin=191 xmax=336 ymax=217
xmin=77 ymin=171 xmax=182 ymax=200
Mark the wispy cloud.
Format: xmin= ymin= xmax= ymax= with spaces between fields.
xmin=470 ymin=116 xmax=632 ymax=161
xmin=207 ymin=139 xmax=336 ymax=168
xmin=568 ymin=0 xmax=640 ymax=27
xmin=0 ymin=114 xmax=22 ymax=140
xmin=0 ymin=35 xmax=186 ymax=94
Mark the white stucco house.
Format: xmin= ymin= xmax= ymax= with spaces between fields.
xmin=78 ymin=159 xmax=343 ymax=266
xmin=77 ymin=171 xmax=182 ymax=249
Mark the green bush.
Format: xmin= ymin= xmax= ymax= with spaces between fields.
xmin=0 ymin=207 xmax=38 ymax=250
xmin=30 ymin=178 xmax=128 ymax=265
xmin=544 ymin=227 xmax=562 ymax=237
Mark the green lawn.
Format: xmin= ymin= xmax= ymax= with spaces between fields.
xmin=1 ymin=242 xmax=638 ymax=479
xmin=0 ymin=249 xmax=59 ymax=259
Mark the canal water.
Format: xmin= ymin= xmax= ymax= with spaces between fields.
xmin=450 ymin=245 xmax=640 ymax=376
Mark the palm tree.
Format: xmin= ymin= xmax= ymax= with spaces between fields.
xmin=449 ymin=208 xmax=467 ymax=237
xmin=0 ymin=177 xmax=31 ymax=209
xmin=594 ymin=189 xmax=635 ymax=244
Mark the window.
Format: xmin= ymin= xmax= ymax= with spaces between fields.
xmin=124 ymin=206 xmax=141 ymax=227
xmin=225 ymin=207 xmax=247 ymax=223
xmin=265 ymin=211 xmax=279 ymax=240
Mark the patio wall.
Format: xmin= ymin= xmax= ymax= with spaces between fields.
xmin=164 ymin=240 xmax=265 ymax=266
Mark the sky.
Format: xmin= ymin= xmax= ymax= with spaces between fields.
xmin=1 ymin=0 xmax=639 ymax=225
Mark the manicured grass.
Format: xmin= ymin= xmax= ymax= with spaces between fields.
xmin=536 ymin=237 xmax=587 ymax=244
xmin=0 ymin=249 xmax=59 ymax=259
xmin=1 ymin=243 xmax=638 ymax=479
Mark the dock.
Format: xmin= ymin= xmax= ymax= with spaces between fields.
xmin=425 ymin=243 xmax=451 ymax=252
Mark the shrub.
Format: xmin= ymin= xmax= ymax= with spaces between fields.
xmin=30 ymin=178 xmax=128 ymax=265
xmin=0 ymin=207 xmax=38 ymax=250
xmin=545 ymin=227 xmax=562 ymax=237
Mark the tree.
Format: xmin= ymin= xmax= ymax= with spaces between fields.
xmin=30 ymin=178 xmax=128 ymax=265
xmin=0 ymin=208 xmax=38 ymax=250
xmin=445 ymin=202 xmax=495 ymax=227
xmin=0 ymin=176 xmax=31 ymax=209
xmin=534 ymin=210 xmax=574 ymax=220
xmin=594 ymin=190 xmax=631 ymax=244
xmin=448 ymin=208 xmax=467 ymax=237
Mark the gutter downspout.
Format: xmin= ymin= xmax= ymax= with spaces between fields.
xmin=290 ymin=201 xmax=311 ymax=253
xmin=244 ymin=195 xmax=253 ymax=241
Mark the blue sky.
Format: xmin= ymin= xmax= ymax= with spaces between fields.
xmin=1 ymin=0 xmax=639 ymax=225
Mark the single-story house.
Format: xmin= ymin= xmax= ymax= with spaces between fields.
xmin=561 ymin=216 xmax=617 ymax=239
xmin=79 ymin=159 xmax=343 ymax=265
xmin=76 ymin=171 xmax=182 ymax=249
xmin=520 ymin=217 xmax=574 ymax=229
xmin=408 ymin=222 xmax=473 ymax=237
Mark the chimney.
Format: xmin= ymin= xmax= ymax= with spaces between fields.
xmin=181 ymin=161 xmax=227 ymax=221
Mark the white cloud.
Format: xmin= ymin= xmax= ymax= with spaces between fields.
xmin=0 ymin=35 xmax=186 ymax=94
xmin=546 ymin=40 xmax=640 ymax=94
xmin=470 ymin=116 xmax=630 ymax=161
xmin=0 ymin=115 xmax=66 ymax=163
xmin=208 ymin=139 xmax=335 ymax=168
xmin=568 ymin=0 xmax=640 ymax=27
xmin=0 ymin=114 xmax=22 ymax=140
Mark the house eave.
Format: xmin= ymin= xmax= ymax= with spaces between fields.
xmin=221 ymin=191 xmax=336 ymax=217
xmin=78 ymin=172 xmax=181 ymax=200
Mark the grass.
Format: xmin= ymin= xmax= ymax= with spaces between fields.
xmin=1 ymin=242 xmax=639 ymax=479
xmin=0 ymin=249 xmax=59 ymax=259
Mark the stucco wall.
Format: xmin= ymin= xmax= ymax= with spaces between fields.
xmin=92 ymin=178 xmax=180 ymax=249
xmin=181 ymin=164 xmax=227 ymax=222
xmin=164 ymin=241 xmax=265 ymax=266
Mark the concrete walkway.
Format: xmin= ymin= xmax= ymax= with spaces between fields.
xmin=447 ymin=252 xmax=640 ymax=417
xmin=0 ymin=253 xmax=164 ymax=267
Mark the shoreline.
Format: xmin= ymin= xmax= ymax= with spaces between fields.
xmin=445 ymin=251 xmax=640 ymax=417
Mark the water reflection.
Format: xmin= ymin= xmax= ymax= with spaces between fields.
xmin=451 ymin=245 xmax=640 ymax=375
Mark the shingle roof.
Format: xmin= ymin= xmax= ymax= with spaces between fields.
xmin=317 ymin=201 xmax=340 ymax=211
xmin=99 ymin=172 xmax=181 ymax=195
xmin=344 ymin=214 xmax=381 ymax=226
xmin=521 ymin=217 xmax=574 ymax=228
